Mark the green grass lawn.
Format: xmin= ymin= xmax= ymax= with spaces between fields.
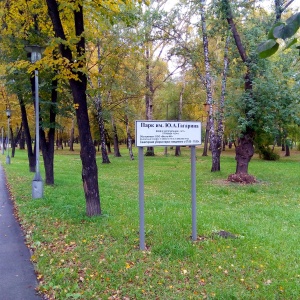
xmin=1 ymin=146 xmax=299 ymax=299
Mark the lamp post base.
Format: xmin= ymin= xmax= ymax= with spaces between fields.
xmin=32 ymin=179 xmax=43 ymax=199
xmin=6 ymin=155 xmax=10 ymax=164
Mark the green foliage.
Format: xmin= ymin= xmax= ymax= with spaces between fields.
xmin=257 ymin=145 xmax=280 ymax=161
xmin=257 ymin=39 xmax=280 ymax=58
xmin=273 ymin=13 xmax=300 ymax=40
xmin=258 ymin=12 xmax=300 ymax=58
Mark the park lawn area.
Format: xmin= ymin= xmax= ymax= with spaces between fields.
xmin=1 ymin=146 xmax=300 ymax=299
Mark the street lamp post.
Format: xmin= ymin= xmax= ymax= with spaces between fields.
xmin=25 ymin=45 xmax=44 ymax=199
xmin=5 ymin=107 xmax=11 ymax=164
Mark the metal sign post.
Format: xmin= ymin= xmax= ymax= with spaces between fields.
xmin=138 ymin=147 xmax=146 ymax=250
xmin=191 ymin=146 xmax=197 ymax=241
xmin=136 ymin=121 xmax=201 ymax=250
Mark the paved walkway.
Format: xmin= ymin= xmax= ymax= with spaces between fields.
xmin=0 ymin=162 xmax=42 ymax=300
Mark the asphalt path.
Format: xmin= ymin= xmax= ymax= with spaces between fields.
xmin=0 ymin=162 xmax=42 ymax=300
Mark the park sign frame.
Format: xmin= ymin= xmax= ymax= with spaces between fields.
xmin=135 ymin=120 xmax=201 ymax=147
xmin=135 ymin=120 xmax=202 ymax=250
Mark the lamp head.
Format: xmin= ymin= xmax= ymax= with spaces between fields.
xmin=25 ymin=45 xmax=45 ymax=63
xmin=6 ymin=107 xmax=11 ymax=118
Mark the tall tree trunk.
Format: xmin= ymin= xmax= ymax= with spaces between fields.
xmin=10 ymin=127 xmax=15 ymax=158
xmin=224 ymin=0 xmax=255 ymax=176
xmin=145 ymin=44 xmax=155 ymax=156
xmin=200 ymin=1 xmax=214 ymax=161
xmin=175 ymin=83 xmax=185 ymax=156
xmin=94 ymin=39 xmax=110 ymax=163
xmin=125 ymin=115 xmax=134 ymax=160
xmin=285 ymin=143 xmax=290 ymax=156
xmin=19 ymin=127 xmax=25 ymax=150
xmin=11 ymin=124 xmax=21 ymax=158
xmin=105 ymin=129 xmax=111 ymax=154
xmin=283 ymin=130 xmax=290 ymax=156
xmin=234 ymin=134 xmax=253 ymax=173
xmin=211 ymin=34 xmax=230 ymax=171
xmin=112 ymin=117 xmax=121 ymax=157
xmin=18 ymin=93 xmax=35 ymax=172
xmin=46 ymin=0 xmax=101 ymax=216
xmin=30 ymin=73 xmax=56 ymax=185
xmin=202 ymin=117 xmax=210 ymax=156
xmin=69 ymin=118 xmax=74 ymax=151
xmin=40 ymin=79 xmax=57 ymax=185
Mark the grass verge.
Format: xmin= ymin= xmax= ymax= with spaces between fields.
xmin=1 ymin=146 xmax=300 ymax=299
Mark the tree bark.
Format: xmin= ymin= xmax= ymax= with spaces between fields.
xmin=69 ymin=118 xmax=74 ymax=151
xmin=224 ymin=0 xmax=254 ymax=176
xmin=199 ymin=1 xmax=214 ymax=162
xmin=10 ymin=127 xmax=15 ymax=158
xmin=112 ymin=118 xmax=121 ymax=157
xmin=46 ymin=0 xmax=101 ymax=216
xmin=18 ymin=93 xmax=35 ymax=172
xmin=285 ymin=143 xmax=290 ymax=156
xmin=175 ymin=82 xmax=185 ymax=157
xmin=40 ymin=79 xmax=57 ymax=185
xmin=202 ymin=117 xmax=210 ymax=156
xmin=125 ymin=115 xmax=134 ymax=160
xmin=145 ymin=43 xmax=155 ymax=156
xmin=235 ymin=133 xmax=254 ymax=174
xmin=211 ymin=34 xmax=230 ymax=172
xmin=94 ymin=40 xmax=110 ymax=163
xmin=105 ymin=129 xmax=111 ymax=154
xmin=19 ymin=127 xmax=25 ymax=150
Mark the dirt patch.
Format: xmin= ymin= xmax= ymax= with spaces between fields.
xmin=227 ymin=173 xmax=257 ymax=184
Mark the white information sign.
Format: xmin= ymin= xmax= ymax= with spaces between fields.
xmin=135 ymin=120 xmax=201 ymax=147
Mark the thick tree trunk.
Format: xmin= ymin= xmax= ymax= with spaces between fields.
xmin=46 ymin=0 xmax=101 ymax=216
xmin=211 ymin=138 xmax=222 ymax=172
xmin=175 ymin=146 xmax=181 ymax=156
xmin=224 ymin=0 xmax=254 ymax=177
xmin=235 ymin=133 xmax=254 ymax=174
xmin=285 ymin=143 xmax=290 ymax=156
xmin=71 ymin=77 xmax=101 ymax=216
xmin=41 ymin=130 xmax=55 ymax=185
xmin=19 ymin=128 xmax=25 ymax=150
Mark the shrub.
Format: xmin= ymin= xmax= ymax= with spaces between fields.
xmin=258 ymin=145 xmax=280 ymax=161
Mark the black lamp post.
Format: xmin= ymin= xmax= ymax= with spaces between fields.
xmin=5 ymin=106 xmax=11 ymax=164
xmin=25 ymin=45 xmax=44 ymax=199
